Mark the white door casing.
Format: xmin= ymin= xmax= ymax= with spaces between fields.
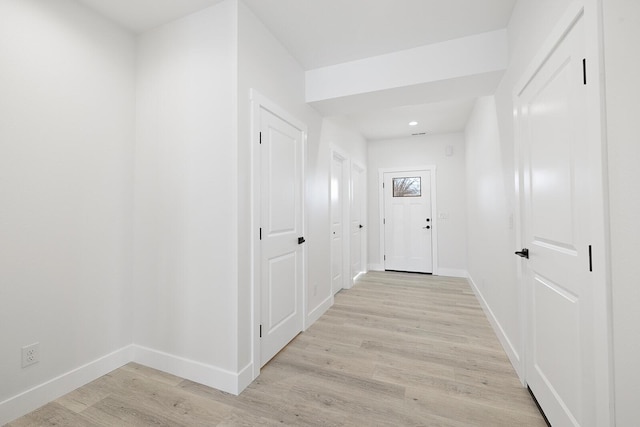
xmin=330 ymin=150 xmax=349 ymax=295
xmin=350 ymin=162 xmax=366 ymax=282
xmin=381 ymin=168 xmax=436 ymax=274
xmin=514 ymin=5 xmax=611 ymax=425
xmin=251 ymin=91 xmax=306 ymax=375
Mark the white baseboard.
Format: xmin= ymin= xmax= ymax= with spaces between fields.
xmin=436 ymin=268 xmax=468 ymax=278
xmin=236 ymin=362 xmax=255 ymax=394
xmin=0 ymin=345 xmax=133 ymax=426
xmin=368 ymin=264 xmax=384 ymax=271
xmin=305 ymin=293 xmax=333 ymax=329
xmin=133 ymin=345 xmax=241 ymax=395
xmin=352 ymin=271 xmax=367 ymax=284
xmin=1 ymin=343 xmax=259 ymax=424
xmin=467 ymin=274 xmax=523 ymax=380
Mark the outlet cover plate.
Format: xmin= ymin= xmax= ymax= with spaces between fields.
xmin=22 ymin=342 xmax=40 ymax=368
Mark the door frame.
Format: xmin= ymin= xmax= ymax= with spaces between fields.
xmin=330 ymin=146 xmax=351 ymax=294
xmin=512 ymin=2 xmax=613 ymax=425
xmin=378 ymin=166 xmax=438 ymax=275
xmin=350 ymin=160 xmax=367 ymax=282
xmin=250 ymin=90 xmax=307 ymax=381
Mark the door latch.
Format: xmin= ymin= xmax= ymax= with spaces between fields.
xmin=515 ymin=248 xmax=529 ymax=259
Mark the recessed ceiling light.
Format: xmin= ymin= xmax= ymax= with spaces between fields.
xmin=409 ymin=121 xmax=418 ymax=126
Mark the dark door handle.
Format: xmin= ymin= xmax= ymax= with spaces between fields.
xmin=515 ymin=248 xmax=529 ymax=259
xmin=359 ymin=224 xmax=364 ymax=229
xmin=298 ymin=237 xmax=305 ymax=245
xmin=423 ymin=226 xmax=431 ymax=229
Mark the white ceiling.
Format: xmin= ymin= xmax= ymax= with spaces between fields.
xmin=243 ymin=0 xmax=516 ymax=70
xmin=75 ymin=0 xmax=516 ymax=140
xmin=77 ymin=0 xmax=226 ymax=33
xmin=346 ymin=99 xmax=477 ymax=141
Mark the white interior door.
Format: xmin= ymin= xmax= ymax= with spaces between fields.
xmin=260 ymin=107 xmax=304 ymax=367
xmin=331 ymin=152 xmax=347 ymax=295
xmin=383 ymin=170 xmax=433 ymax=273
xmin=516 ymin=14 xmax=590 ymax=426
xmin=350 ymin=162 xmax=365 ymax=282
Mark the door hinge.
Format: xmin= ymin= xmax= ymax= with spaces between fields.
xmin=589 ymin=245 xmax=593 ymax=272
xmin=583 ymin=58 xmax=587 ymax=85
xmin=383 ymin=218 xmax=385 ymax=225
xmin=259 ymin=228 xmax=262 ymax=240
xmin=382 ymin=182 xmax=385 ymax=188
xmin=259 ymin=324 xmax=262 ymax=338
xmin=259 ymin=132 xmax=262 ymax=144
xmin=384 ymin=255 xmax=386 ymax=261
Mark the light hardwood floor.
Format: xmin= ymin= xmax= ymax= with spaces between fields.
xmin=7 ymin=271 xmax=546 ymax=426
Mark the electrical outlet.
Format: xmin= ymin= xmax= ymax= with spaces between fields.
xmin=22 ymin=343 xmax=40 ymax=368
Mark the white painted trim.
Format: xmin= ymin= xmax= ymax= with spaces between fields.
xmin=377 ymin=166 xmax=438 ymax=275
xmin=330 ymin=146 xmax=351 ymax=294
xmin=250 ymin=90 xmax=261 ymax=384
xmin=352 ymin=271 xmax=367 ymax=284
xmin=236 ymin=362 xmax=255 ymax=394
xmin=0 ymin=342 xmax=261 ymax=424
xmin=512 ymin=2 xmax=613 ymax=424
xmin=584 ymin=0 xmax=615 ymax=424
xmin=350 ymin=160 xmax=368 ymax=286
xmin=250 ymin=90 xmax=308 ymax=132
xmin=133 ymin=345 xmax=240 ymax=395
xmin=378 ymin=172 xmax=384 ymax=271
xmin=249 ymin=89 xmax=308 ymax=384
xmin=436 ymin=268 xmax=468 ymax=279
xmin=467 ymin=275 xmax=523 ymax=381
xmin=0 ymin=345 xmax=133 ymax=426
xmin=514 ymin=2 xmax=586 ymax=96
xmin=306 ymin=293 xmax=333 ymax=327
xmin=512 ymin=98 xmax=527 ymax=390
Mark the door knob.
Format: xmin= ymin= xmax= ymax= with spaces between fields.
xmin=515 ymin=248 xmax=529 ymax=259
xmin=423 ymin=226 xmax=431 ymax=229
xmin=359 ymin=224 xmax=364 ymax=229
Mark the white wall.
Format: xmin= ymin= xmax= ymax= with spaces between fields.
xmin=134 ymin=0 xmax=332 ymax=393
xmin=321 ymin=117 xmax=367 ymax=167
xmin=134 ymin=0 xmax=239 ymax=384
xmin=237 ymin=0 xmax=325 ymax=375
xmin=367 ymin=133 xmax=467 ymax=275
xmin=0 ymin=0 xmax=136 ymax=422
xmin=602 ymin=0 xmax=640 ymax=424
xmin=465 ymin=96 xmax=521 ymax=367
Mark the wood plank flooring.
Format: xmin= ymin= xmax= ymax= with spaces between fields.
xmin=7 ymin=271 xmax=546 ymax=426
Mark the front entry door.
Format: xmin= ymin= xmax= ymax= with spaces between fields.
xmin=516 ymin=13 xmax=591 ymax=426
xmin=383 ymin=170 xmax=433 ymax=273
xmin=260 ymin=107 xmax=303 ymax=367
